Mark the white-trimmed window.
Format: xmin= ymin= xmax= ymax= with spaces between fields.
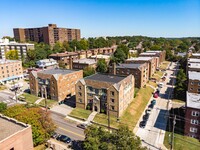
xmin=191 ymin=82 xmax=194 ymax=85
xmin=191 ymin=119 xmax=199 ymax=125
xmin=190 ymin=127 xmax=198 ymax=133
xmin=192 ymin=111 xmax=199 ymax=117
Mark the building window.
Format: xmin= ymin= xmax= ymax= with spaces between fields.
xmin=111 ymin=106 xmax=115 ymax=110
xmin=198 ymin=89 xmax=200 ymax=92
xmin=79 ymin=92 xmax=82 ymax=96
xmin=79 ymin=98 xmax=82 ymax=103
xmin=190 ymin=88 xmax=193 ymax=90
xmin=190 ymin=127 xmax=198 ymax=133
xmin=78 ymin=86 xmax=82 ymax=90
xmin=111 ymin=98 xmax=115 ymax=103
xmin=192 ymin=111 xmax=199 ymax=117
xmin=10 ymin=148 xmax=14 ymax=150
xmin=110 ymin=91 xmax=114 ymax=96
xmin=191 ymin=82 xmax=194 ymax=85
xmin=198 ymin=82 xmax=200 ymax=86
xmin=191 ymin=119 xmax=199 ymax=125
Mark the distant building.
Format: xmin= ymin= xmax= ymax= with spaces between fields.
xmin=0 ymin=114 xmax=33 ymax=150
xmin=109 ymin=63 xmax=149 ymax=88
xmin=13 ymin=24 xmax=81 ymax=46
xmin=125 ymin=57 xmax=156 ymax=78
xmin=177 ymin=52 xmax=187 ymax=57
xmin=0 ymin=59 xmax=23 ymax=84
xmin=72 ymin=58 xmax=97 ymax=70
xmin=29 ymin=68 xmax=83 ymax=101
xmin=75 ymin=74 xmax=134 ymax=117
xmin=90 ymin=54 xmax=111 ymax=64
xmin=140 ymin=50 xmax=166 ymax=65
xmin=36 ymin=58 xmax=58 ymax=69
xmin=0 ymin=38 xmax=34 ymax=60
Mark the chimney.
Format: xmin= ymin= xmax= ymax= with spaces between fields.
xmin=113 ymin=62 xmax=116 ymax=75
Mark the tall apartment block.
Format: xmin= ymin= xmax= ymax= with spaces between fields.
xmin=0 ymin=38 xmax=34 ymax=60
xmin=13 ymin=24 xmax=81 ymax=46
xmin=75 ymin=74 xmax=134 ymax=117
xmin=0 ymin=59 xmax=23 ymax=84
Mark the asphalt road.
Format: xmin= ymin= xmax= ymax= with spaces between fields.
xmin=135 ymin=62 xmax=178 ymax=150
xmin=50 ymin=111 xmax=85 ymax=141
xmin=0 ymin=90 xmax=15 ymax=106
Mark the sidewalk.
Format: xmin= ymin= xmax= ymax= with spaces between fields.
xmin=34 ymin=97 xmax=44 ymax=104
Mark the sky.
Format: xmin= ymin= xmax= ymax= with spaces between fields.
xmin=0 ymin=0 xmax=200 ymax=38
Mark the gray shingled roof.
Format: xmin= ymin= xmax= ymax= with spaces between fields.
xmin=85 ymin=74 xmax=126 ymax=84
xmin=39 ymin=68 xmax=76 ymax=75
xmin=116 ymin=63 xmax=143 ymax=69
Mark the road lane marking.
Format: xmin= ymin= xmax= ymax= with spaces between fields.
xmin=58 ymin=126 xmax=85 ymax=138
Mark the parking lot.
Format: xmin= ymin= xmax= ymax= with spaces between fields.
xmin=0 ymin=90 xmax=16 ymax=106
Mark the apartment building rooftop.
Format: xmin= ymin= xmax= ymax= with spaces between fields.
xmin=39 ymin=68 xmax=77 ymax=75
xmin=0 ymin=114 xmax=29 ymax=141
xmin=140 ymin=52 xmax=157 ymax=55
xmin=0 ymin=59 xmax=20 ymax=64
xmin=186 ymin=92 xmax=200 ymax=109
xmin=188 ymin=71 xmax=200 ymax=80
xmin=73 ymin=58 xmax=96 ymax=65
xmin=90 ymin=54 xmax=110 ymax=59
xmin=126 ymin=57 xmax=153 ymax=61
xmin=85 ymin=74 xmax=126 ymax=84
xmin=188 ymin=63 xmax=200 ymax=69
xmin=191 ymin=53 xmax=200 ymax=57
xmin=116 ymin=63 xmax=145 ymax=69
xmin=146 ymin=50 xmax=162 ymax=53
xmin=188 ymin=58 xmax=200 ymax=63
xmin=49 ymin=52 xmax=78 ymax=57
xmin=0 ymin=38 xmax=34 ymax=46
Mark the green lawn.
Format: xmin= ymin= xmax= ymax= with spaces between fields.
xmin=34 ymin=144 xmax=45 ymax=150
xmin=160 ymin=61 xmax=170 ymax=70
xmin=69 ymin=108 xmax=92 ymax=120
xmin=21 ymin=93 xmax=39 ymax=104
xmin=120 ymin=86 xmax=154 ymax=130
xmin=93 ymin=113 xmax=120 ymax=128
xmin=148 ymin=81 xmax=157 ymax=87
xmin=164 ymin=131 xmax=200 ymax=150
xmin=39 ymin=99 xmax=57 ymax=108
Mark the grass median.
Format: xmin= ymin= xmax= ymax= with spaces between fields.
xmin=39 ymin=99 xmax=57 ymax=108
xmin=21 ymin=93 xmax=39 ymax=104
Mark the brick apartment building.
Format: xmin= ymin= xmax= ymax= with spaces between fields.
xmin=90 ymin=54 xmax=111 ymax=64
xmin=0 ymin=114 xmax=33 ymax=150
xmin=72 ymin=58 xmax=97 ymax=70
xmin=139 ymin=50 xmax=166 ymax=66
xmin=0 ymin=38 xmax=34 ymax=60
xmin=75 ymin=74 xmax=134 ymax=117
xmin=125 ymin=57 xmax=156 ymax=78
xmin=184 ymin=71 xmax=200 ymax=139
xmin=0 ymin=59 xmax=23 ymax=84
xmin=13 ymin=24 xmax=81 ymax=46
xmin=29 ymin=68 xmax=83 ymax=101
xmin=109 ymin=63 xmax=149 ymax=88
xmin=49 ymin=46 xmax=117 ymax=68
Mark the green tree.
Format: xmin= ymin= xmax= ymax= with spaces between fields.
xmin=6 ymin=50 xmax=19 ymax=60
xmin=3 ymin=105 xmax=56 ymax=146
xmin=96 ymin=59 xmax=108 ymax=73
xmin=0 ymin=102 xmax=7 ymax=112
xmin=83 ymin=66 xmax=95 ymax=77
xmin=83 ymin=125 xmax=146 ymax=150
xmin=53 ymin=42 xmax=64 ymax=53
xmin=79 ymin=39 xmax=89 ymax=50
xmin=63 ymin=41 xmax=73 ymax=52
xmin=112 ymin=44 xmax=129 ymax=63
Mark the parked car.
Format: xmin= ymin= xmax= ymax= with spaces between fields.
xmin=139 ymin=120 xmax=147 ymax=128
xmin=77 ymin=123 xmax=87 ymax=129
xmin=151 ymin=99 xmax=156 ymax=105
xmin=145 ymin=109 xmax=151 ymax=114
xmin=153 ymin=93 xmax=159 ymax=98
xmin=148 ymin=103 xmax=154 ymax=109
xmin=56 ymin=135 xmax=71 ymax=143
xmin=158 ymin=82 xmax=164 ymax=88
xmin=143 ymin=113 xmax=150 ymax=121
xmin=51 ymin=132 xmax=60 ymax=139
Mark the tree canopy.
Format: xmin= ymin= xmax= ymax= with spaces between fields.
xmin=2 ymin=105 xmax=56 ymax=146
xmin=83 ymin=125 xmax=146 ymax=150
xmin=96 ymin=59 xmax=108 ymax=73
xmin=83 ymin=66 xmax=96 ymax=77
xmin=6 ymin=50 xmax=19 ymax=60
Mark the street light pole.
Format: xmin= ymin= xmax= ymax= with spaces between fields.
xmin=42 ymin=85 xmax=48 ymax=112
xmin=106 ymin=102 xmax=111 ymax=131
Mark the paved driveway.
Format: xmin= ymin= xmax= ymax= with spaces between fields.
xmin=0 ymin=90 xmax=15 ymax=106
xmin=135 ymin=62 xmax=177 ymax=150
xmin=50 ymin=104 xmax=74 ymax=116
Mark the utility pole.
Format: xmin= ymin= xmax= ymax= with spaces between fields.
xmin=170 ymin=115 xmax=176 ymax=150
xmin=42 ymin=85 xmax=48 ymax=112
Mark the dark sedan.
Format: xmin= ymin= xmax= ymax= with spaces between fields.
xmin=56 ymin=135 xmax=71 ymax=144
